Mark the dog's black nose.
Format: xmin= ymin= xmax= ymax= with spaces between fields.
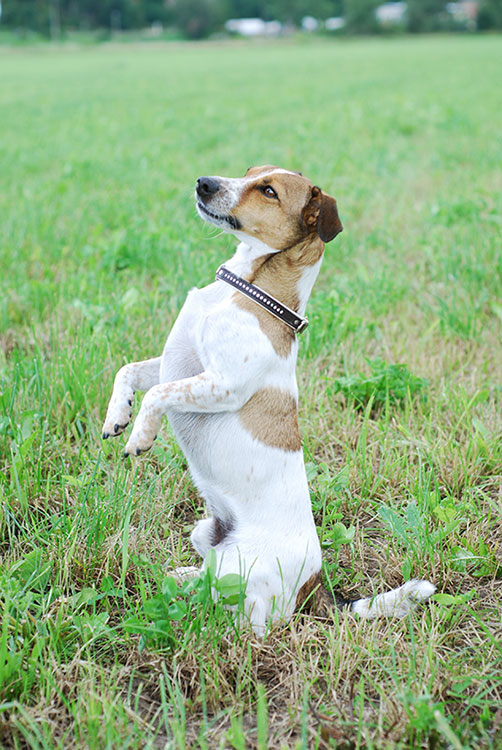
xmin=196 ymin=177 xmax=220 ymax=198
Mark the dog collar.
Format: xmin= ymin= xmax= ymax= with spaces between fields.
xmin=215 ymin=265 xmax=309 ymax=334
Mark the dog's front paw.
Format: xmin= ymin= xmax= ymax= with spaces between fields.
xmin=102 ymin=393 xmax=134 ymax=439
xmin=123 ymin=415 xmax=160 ymax=458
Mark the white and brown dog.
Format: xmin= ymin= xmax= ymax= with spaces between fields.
xmin=102 ymin=166 xmax=435 ymax=635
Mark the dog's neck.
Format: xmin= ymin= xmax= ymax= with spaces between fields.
xmin=224 ymin=236 xmax=325 ymax=316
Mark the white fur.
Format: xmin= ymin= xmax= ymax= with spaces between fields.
xmin=297 ymin=258 xmax=323 ymax=315
xmin=351 ymin=580 xmax=436 ymax=619
xmin=102 ymin=170 xmax=435 ymax=635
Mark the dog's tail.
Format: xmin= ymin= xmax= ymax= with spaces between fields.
xmin=301 ymin=574 xmax=436 ymax=619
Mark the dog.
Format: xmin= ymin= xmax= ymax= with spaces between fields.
xmin=102 ymin=165 xmax=435 ymax=635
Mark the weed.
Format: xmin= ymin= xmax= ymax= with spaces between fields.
xmin=124 ymin=552 xmax=247 ymax=652
xmin=332 ymin=357 xmax=428 ymax=412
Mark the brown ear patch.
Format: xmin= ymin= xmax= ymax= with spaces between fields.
xmin=301 ymin=186 xmax=322 ymax=232
xmin=302 ymin=186 xmax=343 ymax=243
xmin=318 ymin=191 xmax=343 ymax=243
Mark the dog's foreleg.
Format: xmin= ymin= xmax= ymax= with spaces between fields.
xmin=102 ymin=357 xmax=161 ymax=439
xmin=123 ymin=370 xmax=244 ymax=456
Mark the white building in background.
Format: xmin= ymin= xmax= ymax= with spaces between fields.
xmin=301 ymin=16 xmax=319 ymax=32
xmin=325 ymin=17 xmax=345 ymax=31
xmin=225 ymin=18 xmax=282 ymax=37
xmin=446 ymin=1 xmax=479 ymax=26
xmin=374 ymin=1 xmax=478 ymax=28
xmin=375 ymin=2 xmax=407 ymax=25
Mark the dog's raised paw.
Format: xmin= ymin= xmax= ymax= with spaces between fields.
xmin=102 ymin=420 xmax=129 ymax=439
xmin=102 ymin=396 xmax=134 ymax=439
xmin=123 ymin=434 xmax=154 ymax=458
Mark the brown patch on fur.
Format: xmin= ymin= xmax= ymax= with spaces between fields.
xmin=233 ymin=293 xmax=295 ymax=357
xmin=211 ymin=517 xmax=233 ymax=545
xmin=254 ymin=234 xmax=325 ymax=294
xmin=244 ymin=165 xmax=278 ymax=177
xmin=295 ymin=571 xmax=322 ymax=609
xmin=302 ymin=186 xmax=343 ymax=243
xmin=239 ymin=387 xmax=301 ymax=451
xmin=234 ymin=167 xmax=342 ymax=249
xmin=233 ymin=234 xmax=325 ymax=357
xmin=234 ymin=170 xmax=316 ymax=251
xmin=295 ymin=572 xmax=345 ymax=617
xmin=318 ymin=190 xmax=343 ymax=242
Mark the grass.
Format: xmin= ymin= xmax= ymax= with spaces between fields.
xmin=0 ymin=34 xmax=501 ymax=748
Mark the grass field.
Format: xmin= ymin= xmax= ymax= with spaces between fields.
xmin=1 ymin=34 xmax=502 ymax=749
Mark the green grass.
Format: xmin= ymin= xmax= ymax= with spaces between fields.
xmin=1 ymin=35 xmax=502 ymax=748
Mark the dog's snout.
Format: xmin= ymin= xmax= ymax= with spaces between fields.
xmin=196 ymin=177 xmax=220 ymax=198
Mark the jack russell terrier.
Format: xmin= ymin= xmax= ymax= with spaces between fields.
xmin=102 ymin=166 xmax=435 ymax=635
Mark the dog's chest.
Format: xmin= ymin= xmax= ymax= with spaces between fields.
xmin=158 ymin=282 xmax=225 ymax=383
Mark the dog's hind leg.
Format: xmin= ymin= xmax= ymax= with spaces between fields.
xmin=191 ymin=514 xmax=235 ymax=557
xmin=190 ymin=518 xmax=216 ymax=557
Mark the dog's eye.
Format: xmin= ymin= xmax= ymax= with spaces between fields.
xmin=261 ymin=185 xmax=278 ymax=199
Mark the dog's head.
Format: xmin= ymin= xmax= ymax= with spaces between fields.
xmin=195 ymin=165 xmax=342 ymax=250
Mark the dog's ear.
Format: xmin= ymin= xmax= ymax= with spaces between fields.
xmin=302 ymin=186 xmax=343 ymax=243
xmin=317 ymin=189 xmax=343 ymax=243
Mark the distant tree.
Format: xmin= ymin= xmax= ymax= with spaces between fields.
xmin=80 ymin=0 xmax=145 ymax=30
xmin=344 ymin=0 xmax=379 ymax=33
xmin=477 ymin=0 xmax=502 ymax=29
xmin=260 ymin=0 xmax=342 ymax=23
xmin=1 ymin=0 xmax=51 ymax=34
xmin=2 ymin=0 xmax=479 ymax=35
xmin=143 ymin=0 xmax=171 ymax=24
xmin=227 ymin=0 xmax=265 ymax=17
xmin=1 ymin=0 xmax=173 ymax=32
xmin=330 ymin=0 xmax=344 ymax=17
xmin=406 ymin=0 xmax=448 ymax=32
xmin=171 ymin=0 xmax=229 ymax=38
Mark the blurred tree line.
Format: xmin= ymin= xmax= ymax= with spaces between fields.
xmin=1 ymin=0 xmax=501 ymax=39
xmin=1 ymin=0 xmax=343 ymax=36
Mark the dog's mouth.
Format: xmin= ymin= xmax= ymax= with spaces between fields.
xmin=196 ymin=200 xmax=241 ymax=230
